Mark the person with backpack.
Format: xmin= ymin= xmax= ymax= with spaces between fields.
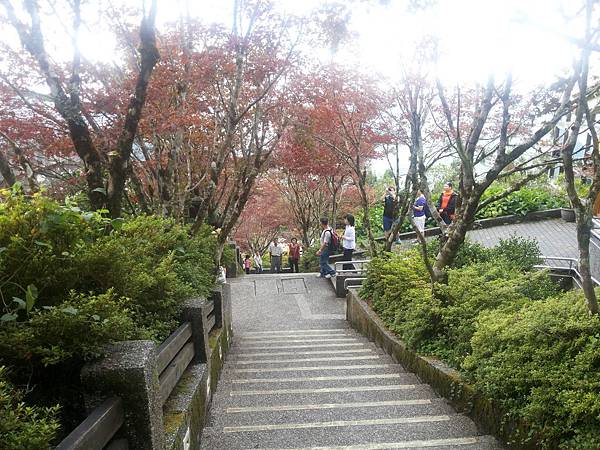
xmin=316 ymin=217 xmax=337 ymax=279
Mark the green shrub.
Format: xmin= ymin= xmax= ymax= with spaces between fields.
xmin=0 ymin=366 xmax=60 ymax=450
xmin=433 ymin=262 xmax=558 ymax=366
xmin=0 ymin=291 xmax=141 ymax=369
xmin=300 ymin=248 xmax=321 ymax=272
xmin=0 ymin=191 xmax=109 ymax=309
xmin=463 ymin=291 xmax=600 ymax=449
xmin=477 ymin=184 xmax=567 ymax=219
xmin=359 ymin=252 xmax=439 ymax=349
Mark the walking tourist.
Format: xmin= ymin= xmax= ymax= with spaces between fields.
xmin=288 ymin=238 xmax=301 ymax=273
xmin=316 ymin=218 xmax=337 ymax=279
xmin=413 ymin=189 xmax=427 ymax=234
xmin=437 ymin=182 xmax=457 ymax=225
xmin=383 ymin=186 xmax=397 ymax=238
xmin=269 ymin=239 xmax=283 ymax=273
xmin=342 ymin=214 xmax=356 ymax=270
xmin=253 ymin=251 xmax=263 ymax=273
xmin=243 ymin=254 xmax=252 ymax=274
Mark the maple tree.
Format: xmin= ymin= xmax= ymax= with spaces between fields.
xmin=0 ymin=0 xmax=159 ymax=217
xmin=297 ymin=65 xmax=387 ymax=255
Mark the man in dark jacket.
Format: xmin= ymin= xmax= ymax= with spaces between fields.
xmin=437 ymin=182 xmax=458 ymax=225
xmin=383 ymin=187 xmax=396 ymax=238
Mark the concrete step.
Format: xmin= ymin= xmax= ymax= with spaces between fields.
xmin=209 ymin=383 xmax=437 ymax=408
xmin=207 ymin=397 xmax=457 ymax=428
xmin=218 ymin=372 xmax=421 ymax=389
xmin=199 ymin=414 xmax=485 ymax=449
xmin=223 ymin=363 xmax=412 ymax=379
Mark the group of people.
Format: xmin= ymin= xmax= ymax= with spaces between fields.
xmin=382 ymin=182 xmax=457 ymax=236
xmin=242 ymin=236 xmax=304 ymax=275
xmin=241 ymin=213 xmax=357 ymax=278
xmin=242 ymin=182 xmax=457 ymax=276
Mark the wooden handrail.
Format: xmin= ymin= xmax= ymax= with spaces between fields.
xmin=55 ymin=397 xmax=124 ymax=450
xmin=158 ymin=342 xmax=195 ymax=405
xmin=156 ymin=322 xmax=192 ymax=374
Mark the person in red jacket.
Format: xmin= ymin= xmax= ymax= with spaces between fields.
xmin=437 ymin=182 xmax=458 ymax=225
xmin=288 ymin=238 xmax=301 ymax=273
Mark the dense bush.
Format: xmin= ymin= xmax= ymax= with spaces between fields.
xmin=0 ymin=366 xmax=60 ymax=450
xmin=359 ymin=235 xmax=599 ymax=447
xmin=76 ymin=216 xmax=217 ymax=339
xmin=300 ymin=248 xmax=321 ymax=272
xmin=0 ymin=191 xmax=221 ymax=445
xmin=463 ymin=291 xmax=600 ymax=449
xmin=477 ymin=184 xmax=567 ymax=219
xmin=433 ymin=262 xmax=558 ymax=366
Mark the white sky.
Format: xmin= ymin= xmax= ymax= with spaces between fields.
xmin=1 ymin=0 xmax=589 ymax=176
xmin=68 ymin=0 xmax=583 ymax=87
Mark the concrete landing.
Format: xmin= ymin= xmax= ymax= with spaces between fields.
xmin=200 ymin=274 xmax=502 ymax=449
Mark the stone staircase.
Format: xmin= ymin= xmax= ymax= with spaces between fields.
xmin=200 ymin=327 xmax=501 ymax=449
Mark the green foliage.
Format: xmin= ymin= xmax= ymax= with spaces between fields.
xmin=433 ymin=262 xmax=558 ymax=366
xmin=0 ymin=192 xmax=221 ymax=445
xmin=0 ymin=366 xmax=60 ymax=450
xmin=477 ymin=184 xmax=567 ymax=219
xmin=463 ymin=292 xmax=600 ymax=449
xmin=360 ymin=234 xmax=593 ymax=448
xmin=77 ymin=216 xmax=216 ymax=339
xmin=0 ymin=291 xmax=141 ymax=369
xmin=300 ymin=247 xmax=321 ymax=272
xmin=359 ymin=251 xmax=439 ymax=349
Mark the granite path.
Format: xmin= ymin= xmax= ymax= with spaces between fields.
xmin=200 ymin=274 xmax=501 ymax=450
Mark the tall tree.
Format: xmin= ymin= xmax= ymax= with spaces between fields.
xmin=1 ymin=0 xmax=159 ymax=216
xmin=559 ymin=0 xmax=600 ymax=314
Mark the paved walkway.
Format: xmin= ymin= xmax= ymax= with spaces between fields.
xmin=467 ymin=219 xmax=577 ymax=258
xmin=200 ymin=274 xmax=500 ymax=449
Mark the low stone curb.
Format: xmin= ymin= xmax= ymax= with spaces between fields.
xmin=346 ymin=289 xmax=541 ymax=450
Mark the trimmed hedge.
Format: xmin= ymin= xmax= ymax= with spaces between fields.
xmin=359 ymin=237 xmax=600 ymax=448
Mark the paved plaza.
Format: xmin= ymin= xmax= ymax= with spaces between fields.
xmin=467 ymin=219 xmax=578 ymax=259
xmin=200 ymin=274 xmax=500 ymax=449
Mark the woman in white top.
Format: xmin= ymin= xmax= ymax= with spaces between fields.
xmin=253 ymin=252 xmax=263 ymax=273
xmin=342 ymin=214 xmax=356 ymax=270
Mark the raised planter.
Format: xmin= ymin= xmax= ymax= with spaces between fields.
xmin=560 ymin=207 xmax=576 ymax=222
xmin=346 ymin=289 xmax=542 ymax=449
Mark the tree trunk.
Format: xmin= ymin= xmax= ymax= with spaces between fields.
xmin=358 ymin=175 xmax=377 ymax=256
xmin=575 ymin=209 xmax=599 ymax=314
xmin=432 ymin=196 xmax=479 ymax=282
xmin=107 ymin=1 xmax=159 ymax=218
xmin=0 ymin=149 xmax=16 ymax=187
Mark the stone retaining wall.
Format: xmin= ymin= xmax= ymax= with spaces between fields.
xmin=346 ymin=289 xmax=542 ymax=450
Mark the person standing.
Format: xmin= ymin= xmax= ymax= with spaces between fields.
xmin=437 ymin=182 xmax=458 ymax=225
xmin=269 ymin=239 xmax=283 ymax=273
xmin=342 ymin=214 xmax=356 ymax=271
xmin=243 ymin=254 xmax=252 ymax=274
xmin=253 ymin=251 xmax=263 ymax=274
xmin=316 ymin=217 xmax=336 ymax=279
xmin=383 ymin=186 xmax=397 ymax=238
xmin=288 ymin=238 xmax=301 ymax=273
xmin=413 ymin=190 xmax=427 ymax=234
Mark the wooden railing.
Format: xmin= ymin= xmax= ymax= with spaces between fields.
xmin=56 ymin=296 xmax=221 ymax=449
xmin=157 ymin=322 xmax=195 ymax=405
xmin=55 ymin=397 xmax=126 ymax=450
